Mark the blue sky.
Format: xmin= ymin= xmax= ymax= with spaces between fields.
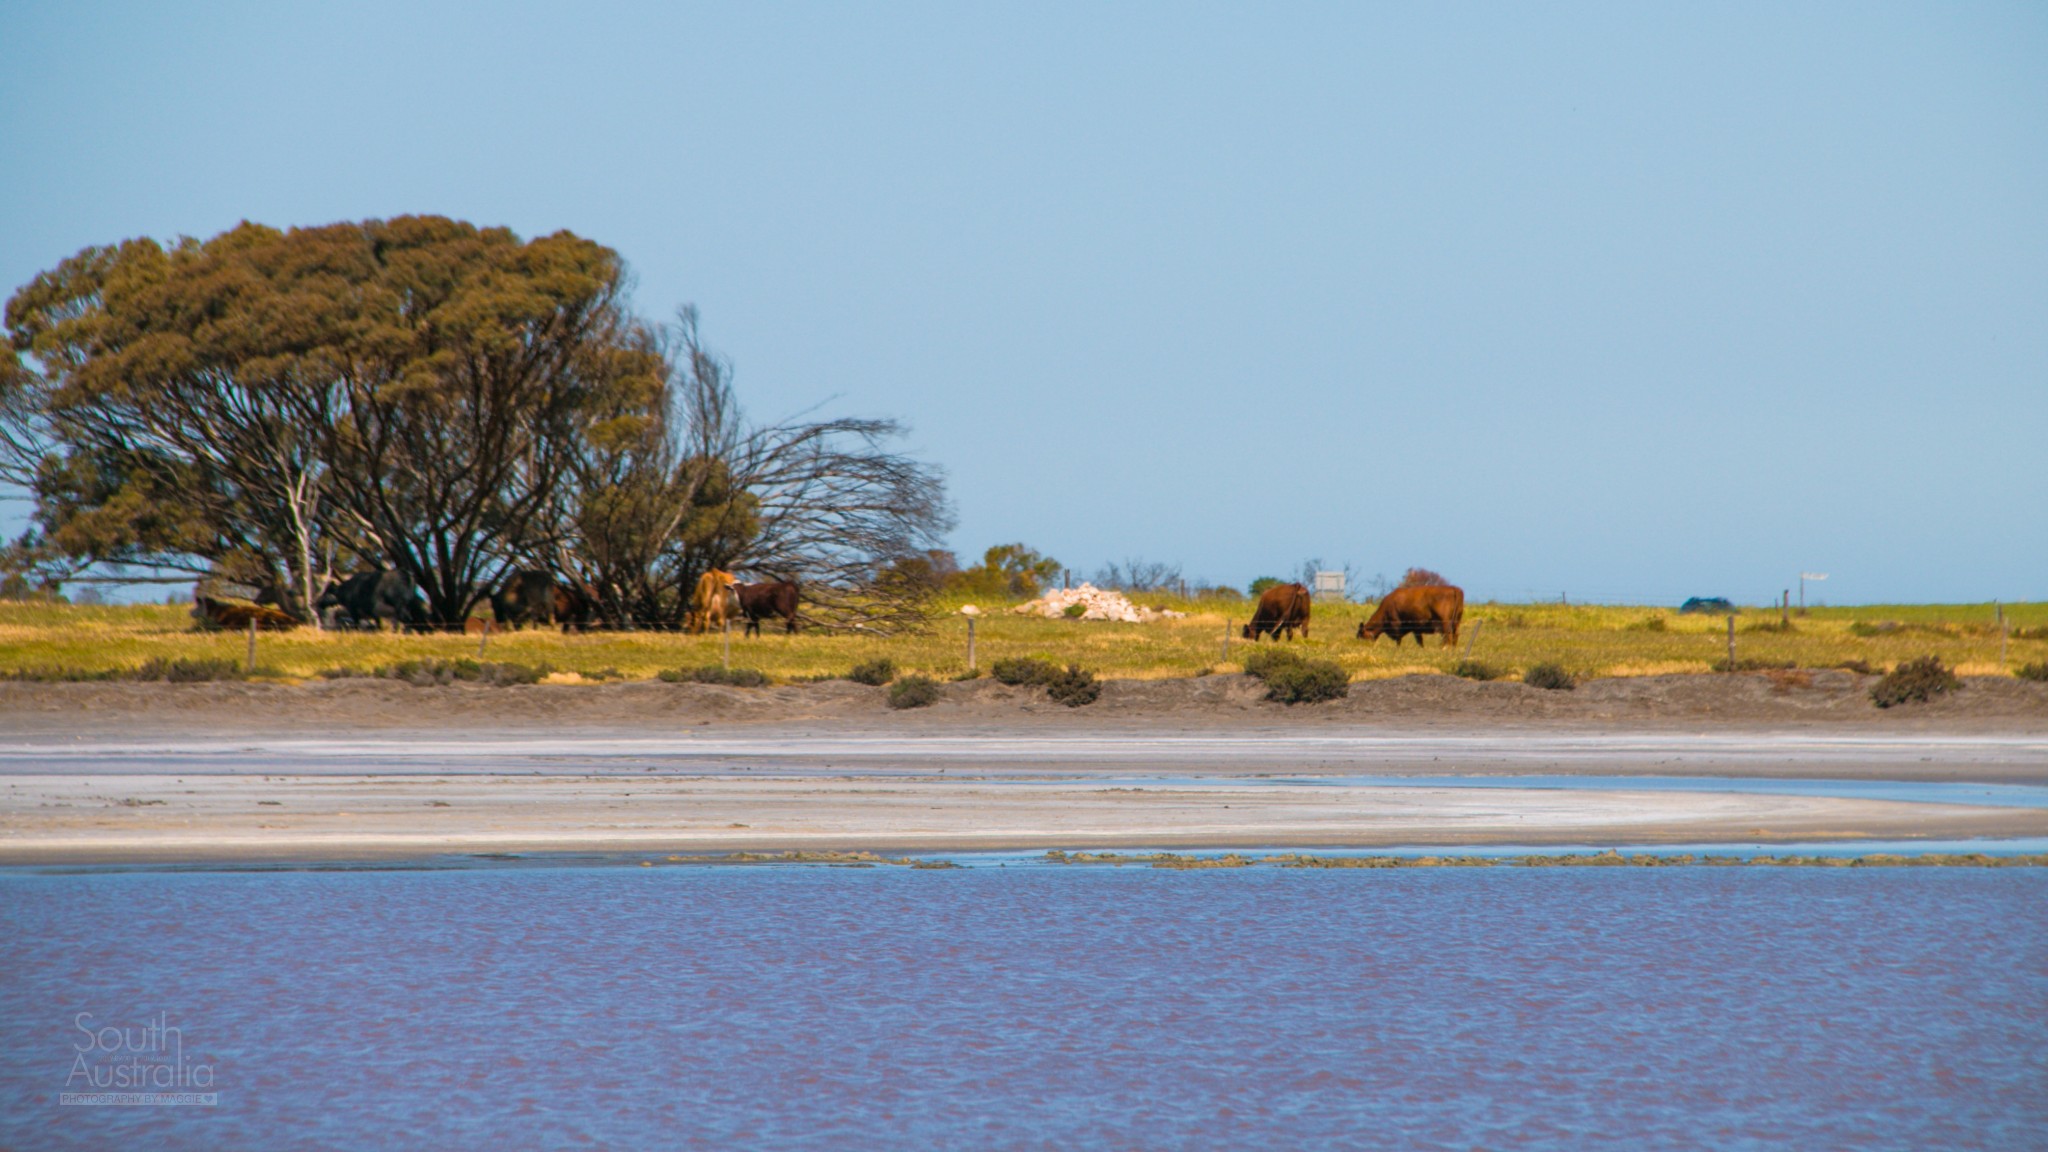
xmin=2 ymin=2 xmax=2042 ymax=604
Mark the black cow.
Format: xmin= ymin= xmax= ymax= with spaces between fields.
xmin=735 ymin=580 xmax=800 ymax=636
xmin=491 ymin=570 xmax=557 ymax=630
xmin=316 ymin=570 xmax=428 ymax=632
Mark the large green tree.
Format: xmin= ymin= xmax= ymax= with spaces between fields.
xmin=3 ymin=216 xmax=953 ymax=629
xmin=3 ymin=216 xmax=663 ymax=622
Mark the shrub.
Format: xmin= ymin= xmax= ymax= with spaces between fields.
xmin=1400 ymin=567 xmax=1449 ymax=587
xmin=1743 ymin=618 xmax=1797 ymax=633
xmin=382 ymin=658 xmax=548 ymax=686
xmin=1627 ymin=615 xmax=1668 ymax=632
xmin=847 ymin=658 xmax=896 ymax=686
xmin=1523 ymin=662 xmax=1575 ymax=691
xmin=1247 ymin=576 xmax=1283 ymax=597
xmin=1258 ymin=659 xmax=1350 ymax=705
xmin=1835 ymin=659 xmax=1878 ymax=676
xmin=992 ymin=657 xmax=1058 ymax=686
xmin=2017 ymin=662 xmax=2048 ymax=683
xmin=0 ymin=665 xmax=126 ymax=682
xmin=1240 ymin=646 xmax=1305 ymax=680
xmin=660 ymin=665 xmax=769 ymax=688
xmin=133 ymin=657 xmax=246 ymax=682
xmin=1450 ymin=660 xmax=1500 ymax=681
xmin=1044 ymin=664 xmax=1101 ymax=707
xmin=1711 ymin=657 xmax=1796 ymax=672
xmin=1062 ymin=603 xmax=1088 ymax=618
xmin=1871 ymin=656 xmax=1960 ymax=709
xmin=951 ymin=668 xmax=983 ymax=681
xmin=888 ymin=675 xmax=940 ymax=709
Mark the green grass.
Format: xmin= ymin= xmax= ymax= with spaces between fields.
xmin=2 ymin=597 xmax=2045 ymax=684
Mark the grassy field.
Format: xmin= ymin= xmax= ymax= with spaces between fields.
xmin=2 ymin=595 xmax=2044 ymax=684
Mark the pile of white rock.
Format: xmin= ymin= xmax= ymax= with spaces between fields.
xmin=1010 ymin=583 xmax=1186 ymax=623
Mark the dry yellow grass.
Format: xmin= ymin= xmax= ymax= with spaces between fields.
xmin=1 ymin=596 xmax=2043 ymax=684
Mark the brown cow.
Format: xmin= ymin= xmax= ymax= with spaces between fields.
xmin=552 ymin=582 xmax=597 ymax=633
xmin=735 ymin=580 xmax=800 ymax=636
xmin=686 ymin=569 xmax=738 ymax=634
xmin=1357 ymin=585 xmax=1464 ymax=647
xmin=491 ymin=569 xmax=557 ymax=630
xmin=193 ymin=596 xmax=300 ymax=632
xmin=1242 ymin=582 xmax=1312 ymax=641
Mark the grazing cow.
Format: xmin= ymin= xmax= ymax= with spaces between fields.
xmin=1243 ymin=582 xmax=1312 ymax=641
xmin=491 ymin=569 xmax=557 ymax=630
xmin=552 ymin=582 xmax=597 ymax=633
xmin=687 ymin=570 xmax=739 ymax=634
xmin=735 ymin=580 xmax=800 ymax=636
xmin=315 ymin=570 xmax=428 ymax=632
xmin=1357 ymin=584 xmax=1464 ymax=647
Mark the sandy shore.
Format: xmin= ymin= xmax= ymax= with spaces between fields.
xmin=4 ymin=672 xmax=2043 ymax=862
xmin=5 ymin=772 xmax=2044 ymax=864
xmin=4 ymin=669 xmax=2045 ymax=739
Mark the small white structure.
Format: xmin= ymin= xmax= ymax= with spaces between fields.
xmin=1312 ymin=570 xmax=1346 ymax=602
xmin=1012 ymin=583 xmax=1186 ymax=623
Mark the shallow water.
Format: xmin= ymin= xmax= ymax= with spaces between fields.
xmin=3 ymin=867 xmax=2044 ymax=1149
xmin=1027 ymin=774 xmax=2048 ymax=809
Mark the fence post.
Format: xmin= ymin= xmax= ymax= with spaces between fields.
xmin=967 ymin=616 xmax=977 ymax=673
xmin=721 ymin=614 xmax=731 ymax=670
xmin=1222 ymin=620 xmax=1231 ymax=664
xmin=1781 ymin=590 xmax=1790 ymax=626
xmin=245 ymin=617 xmax=257 ymax=675
xmin=478 ymin=620 xmax=490 ymax=659
xmin=1726 ymin=615 xmax=1736 ymax=672
xmin=1464 ymin=618 xmax=1483 ymax=659
xmin=1999 ymin=602 xmax=2008 ymax=666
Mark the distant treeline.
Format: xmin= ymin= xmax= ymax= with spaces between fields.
xmin=0 ymin=216 xmax=951 ymax=629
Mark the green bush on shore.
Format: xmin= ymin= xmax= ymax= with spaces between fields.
xmin=658 ymin=665 xmax=770 ymax=688
xmin=1241 ymin=646 xmax=1348 ymax=704
xmin=888 ymin=675 xmax=940 ymax=709
xmin=1870 ymin=655 xmax=1960 ymax=708
xmin=1043 ymin=664 xmax=1101 ymax=707
xmin=1523 ymin=662 xmax=1575 ymax=691
xmin=992 ymin=657 xmax=1058 ymax=686
xmin=848 ymin=658 xmax=896 ymax=686
xmin=324 ymin=658 xmax=548 ymax=686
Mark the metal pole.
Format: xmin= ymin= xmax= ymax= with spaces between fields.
xmin=246 ymin=618 xmax=257 ymax=675
xmin=1726 ymin=615 xmax=1736 ymax=671
xmin=967 ymin=616 xmax=977 ymax=672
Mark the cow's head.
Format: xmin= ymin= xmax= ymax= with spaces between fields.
xmin=1356 ymin=619 xmax=1380 ymax=641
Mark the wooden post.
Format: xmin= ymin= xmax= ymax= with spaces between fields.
xmin=245 ymin=618 xmax=258 ymax=675
xmin=1222 ymin=620 xmax=1231 ymax=664
xmin=967 ymin=616 xmax=977 ymax=672
xmin=1781 ymin=590 xmax=1790 ymax=626
xmin=1063 ymin=568 xmax=1070 ymax=591
xmin=1726 ymin=615 xmax=1736 ymax=671
xmin=721 ymin=614 xmax=731 ymax=670
xmin=478 ymin=620 xmax=490 ymax=659
xmin=1464 ymin=618 xmax=1483 ymax=659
